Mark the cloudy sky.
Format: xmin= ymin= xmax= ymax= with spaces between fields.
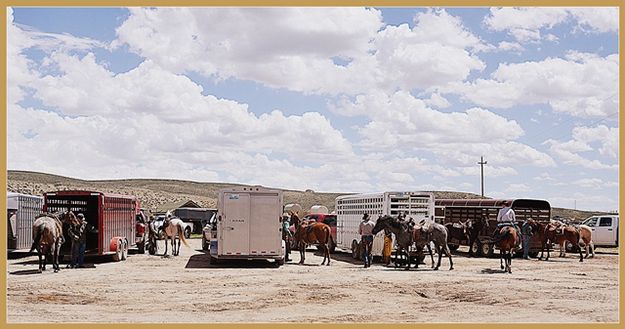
xmin=7 ymin=7 xmax=619 ymax=211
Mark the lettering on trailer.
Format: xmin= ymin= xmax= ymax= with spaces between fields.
xmin=232 ymin=219 xmax=245 ymax=223
xmin=228 ymin=194 xmax=240 ymax=200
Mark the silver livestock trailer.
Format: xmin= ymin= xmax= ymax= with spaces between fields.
xmin=7 ymin=192 xmax=44 ymax=251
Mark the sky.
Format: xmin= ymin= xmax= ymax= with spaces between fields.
xmin=6 ymin=7 xmax=619 ymax=212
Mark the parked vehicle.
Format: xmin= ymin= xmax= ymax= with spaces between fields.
xmin=302 ymin=213 xmax=337 ymax=252
xmin=173 ymin=207 xmax=217 ymax=234
xmin=43 ymin=190 xmax=140 ymax=262
xmin=434 ymin=198 xmax=551 ymax=257
xmin=7 ymin=192 xmax=43 ymax=251
xmin=152 ymin=215 xmax=193 ymax=239
xmin=209 ymin=186 xmax=285 ymax=266
xmin=580 ymin=214 xmax=619 ymax=247
xmin=335 ymin=191 xmax=435 ymax=260
xmin=135 ymin=210 xmax=148 ymax=254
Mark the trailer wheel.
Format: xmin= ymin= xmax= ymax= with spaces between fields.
xmin=471 ymin=241 xmax=482 ymax=256
xmin=184 ymin=227 xmax=191 ymax=239
xmin=329 ymin=239 xmax=336 ymax=254
xmin=448 ymin=244 xmax=459 ymax=251
xmin=121 ymin=239 xmax=128 ymax=261
xmin=112 ymin=239 xmax=122 ymax=262
xmin=481 ymin=243 xmax=494 ymax=258
xmin=148 ymin=242 xmax=157 ymax=255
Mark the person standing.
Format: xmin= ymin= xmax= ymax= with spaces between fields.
xmin=521 ymin=218 xmax=534 ymax=259
xmin=382 ymin=230 xmax=393 ymax=266
xmin=282 ymin=213 xmax=292 ymax=262
xmin=359 ymin=213 xmax=375 ymax=268
xmin=68 ymin=213 xmax=87 ymax=268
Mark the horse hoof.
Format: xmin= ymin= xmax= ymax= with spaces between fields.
xmin=449 ymin=267 xmax=454 ymax=270
xmin=433 ymin=267 xmax=439 ymax=271
xmin=54 ymin=269 xmax=59 ymax=273
xmin=501 ymin=265 xmax=504 ymax=269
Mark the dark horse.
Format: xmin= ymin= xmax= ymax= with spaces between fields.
xmin=29 ymin=211 xmax=70 ymax=273
xmin=372 ymin=215 xmax=416 ymax=270
xmin=444 ymin=220 xmax=471 ymax=252
xmin=290 ymin=213 xmax=333 ymax=266
xmin=495 ymin=224 xmax=519 ymax=273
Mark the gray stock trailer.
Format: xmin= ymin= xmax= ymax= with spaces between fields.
xmin=7 ymin=192 xmax=44 ymax=251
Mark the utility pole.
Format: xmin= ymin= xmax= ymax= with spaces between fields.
xmin=477 ymin=156 xmax=487 ymax=198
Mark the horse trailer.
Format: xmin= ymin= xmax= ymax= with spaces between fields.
xmin=7 ymin=192 xmax=44 ymax=251
xmin=209 ymin=187 xmax=285 ymax=266
xmin=435 ymin=198 xmax=551 ymax=257
xmin=335 ymin=191 xmax=435 ymax=259
xmin=43 ymin=190 xmax=141 ymax=261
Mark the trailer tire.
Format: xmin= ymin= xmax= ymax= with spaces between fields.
xmin=148 ymin=242 xmax=157 ymax=255
xmin=448 ymin=244 xmax=459 ymax=251
xmin=112 ymin=239 xmax=122 ymax=262
xmin=329 ymin=239 xmax=336 ymax=254
xmin=482 ymin=243 xmax=495 ymax=258
xmin=121 ymin=239 xmax=128 ymax=261
xmin=471 ymin=240 xmax=483 ymax=256
xmin=184 ymin=227 xmax=191 ymax=239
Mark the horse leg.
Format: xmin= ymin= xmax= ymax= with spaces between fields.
xmin=500 ymin=249 xmax=504 ymax=270
xmin=589 ymin=241 xmax=595 ymax=258
xmin=427 ymin=244 xmax=435 ymax=269
xmin=405 ymin=248 xmax=411 ymax=271
xmin=434 ymin=244 xmax=443 ymax=271
xmin=38 ymin=249 xmax=43 ymax=273
xmin=578 ymin=243 xmax=583 ymax=262
xmin=299 ymin=243 xmax=305 ymax=265
xmin=163 ymin=236 xmax=169 ymax=257
xmin=545 ymin=241 xmax=550 ymax=261
xmin=326 ymin=243 xmax=331 ymax=266
xmin=445 ymin=244 xmax=454 ymax=270
xmin=507 ymin=251 xmax=512 ymax=273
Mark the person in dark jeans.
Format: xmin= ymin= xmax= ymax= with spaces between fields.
xmin=282 ymin=213 xmax=292 ymax=262
xmin=521 ymin=218 xmax=534 ymax=259
xmin=359 ymin=213 xmax=375 ymax=268
xmin=68 ymin=213 xmax=88 ymax=268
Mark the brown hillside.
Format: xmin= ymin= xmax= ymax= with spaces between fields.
xmin=7 ymin=170 xmax=599 ymax=219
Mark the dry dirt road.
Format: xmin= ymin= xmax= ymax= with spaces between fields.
xmin=6 ymin=239 xmax=619 ymax=323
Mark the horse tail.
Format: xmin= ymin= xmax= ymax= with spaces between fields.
xmin=178 ymin=225 xmax=190 ymax=248
xmin=327 ymin=225 xmax=335 ymax=246
xmin=30 ymin=226 xmax=42 ymax=253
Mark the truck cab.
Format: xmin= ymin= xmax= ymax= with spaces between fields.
xmin=582 ymin=215 xmax=619 ymax=247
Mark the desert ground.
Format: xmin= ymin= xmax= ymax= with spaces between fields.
xmin=6 ymin=238 xmax=619 ymax=323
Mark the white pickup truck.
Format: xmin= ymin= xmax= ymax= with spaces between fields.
xmin=581 ymin=215 xmax=619 ymax=247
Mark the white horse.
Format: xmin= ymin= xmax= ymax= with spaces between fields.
xmin=162 ymin=211 xmax=189 ymax=257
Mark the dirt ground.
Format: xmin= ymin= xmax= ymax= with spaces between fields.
xmin=6 ymin=238 xmax=619 ymax=323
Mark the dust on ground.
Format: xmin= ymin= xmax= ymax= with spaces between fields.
xmin=6 ymin=239 xmax=619 ymax=323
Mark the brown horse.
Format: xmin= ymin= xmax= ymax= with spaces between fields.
xmin=536 ymin=221 xmax=586 ymax=262
xmin=30 ymin=212 xmax=67 ymax=273
xmin=495 ymin=225 xmax=519 ymax=273
xmin=290 ymin=213 xmax=333 ymax=266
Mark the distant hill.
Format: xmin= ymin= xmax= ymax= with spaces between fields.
xmin=7 ymin=170 xmax=600 ymax=220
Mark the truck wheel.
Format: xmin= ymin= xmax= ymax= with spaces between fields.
xmin=184 ymin=227 xmax=191 ymax=239
xmin=137 ymin=241 xmax=145 ymax=254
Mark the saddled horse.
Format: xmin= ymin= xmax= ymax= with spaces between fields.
xmin=162 ymin=212 xmax=189 ymax=257
xmin=372 ymin=215 xmax=415 ymax=270
xmin=444 ymin=220 xmax=471 ymax=252
xmin=494 ymin=224 xmax=519 ymax=273
xmin=290 ymin=213 xmax=333 ymax=265
xmin=413 ymin=219 xmax=454 ymax=270
xmin=535 ymin=220 xmax=588 ymax=262
xmin=29 ymin=212 xmax=69 ymax=273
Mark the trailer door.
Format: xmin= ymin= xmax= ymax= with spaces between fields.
xmin=221 ymin=192 xmax=251 ymax=255
xmin=248 ymin=193 xmax=281 ymax=255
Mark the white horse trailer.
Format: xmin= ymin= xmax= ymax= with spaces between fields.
xmin=335 ymin=191 xmax=435 ymax=258
xmin=210 ymin=187 xmax=285 ymax=266
xmin=7 ymin=192 xmax=44 ymax=251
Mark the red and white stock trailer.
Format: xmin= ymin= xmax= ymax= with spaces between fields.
xmin=43 ymin=190 xmax=139 ymax=261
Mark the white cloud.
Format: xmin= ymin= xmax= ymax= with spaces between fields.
xmin=571 ymin=178 xmax=618 ymax=189
xmin=113 ymin=8 xmax=488 ymax=96
xmin=484 ymin=7 xmax=618 ymax=43
xmin=496 ymin=41 xmax=525 ymax=53
xmin=452 ymin=53 xmax=618 ymax=118
xmin=544 ymin=125 xmax=618 ymax=170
